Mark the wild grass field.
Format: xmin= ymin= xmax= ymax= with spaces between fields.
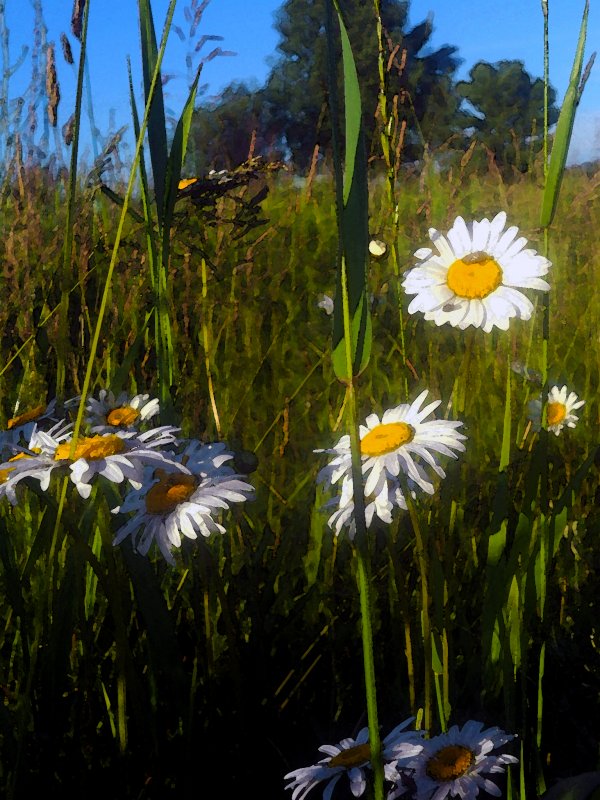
xmin=0 ymin=1 xmax=599 ymax=799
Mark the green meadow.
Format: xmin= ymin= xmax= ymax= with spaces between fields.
xmin=0 ymin=1 xmax=599 ymax=799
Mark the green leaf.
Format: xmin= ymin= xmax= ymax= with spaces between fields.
xmin=506 ymin=573 xmax=521 ymax=669
xmin=162 ymin=65 xmax=203 ymax=234
xmin=540 ymin=1 xmax=589 ymax=228
xmin=303 ymin=486 xmax=328 ymax=588
xmin=108 ymin=309 xmax=154 ymax=395
xmin=328 ymin=2 xmax=372 ymax=381
xmin=499 ymin=356 xmax=511 ymax=472
xmin=138 ymin=0 xmax=168 ymax=223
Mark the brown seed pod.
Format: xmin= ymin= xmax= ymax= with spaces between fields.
xmin=71 ymin=0 xmax=86 ymax=40
xmin=45 ymin=43 xmax=60 ymax=127
xmin=63 ymin=113 xmax=75 ymax=146
xmin=61 ymin=32 xmax=74 ymax=65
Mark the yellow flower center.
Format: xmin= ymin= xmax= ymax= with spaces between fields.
xmin=361 ymin=422 xmax=415 ymax=457
xmin=54 ymin=435 xmax=126 ymax=462
xmin=7 ymin=404 xmax=46 ymax=429
xmin=0 ymin=467 xmax=14 ymax=483
xmin=426 ymin=745 xmax=475 ymax=782
xmin=0 ymin=449 xmax=41 ymax=482
xmin=145 ymin=473 xmax=198 ymax=514
xmin=106 ymin=406 xmax=140 ymax=427
xmin=328 ymin=743 xmax=371 ymax=769
xmin=178 ymin=178 xmax=198 ymax=190
xmin=446 ymin=252 xmax=503 ymax=299
xmin=547 ymin=401 xmax=567 ymax=426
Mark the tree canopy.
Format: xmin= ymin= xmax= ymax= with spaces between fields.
xmin=457 ymin=60 xmax=559 ymax=173
xmin=188 ymin=1 xmax=557 ymax=176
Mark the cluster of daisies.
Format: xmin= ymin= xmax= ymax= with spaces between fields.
xmin=285 ymin=718 xmax=518 ymax=800
xmin=0 ymin=390 xmax=254 ymax=563
xmin=315 ymin=212 xmax=585 ymax=538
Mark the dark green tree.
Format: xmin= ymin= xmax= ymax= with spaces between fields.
xmin=262 ymin=0 xmax=462 ymax=168
xmin=457 ymin=60 xmax=559 ymax=173
xmin=187 ymin=82 xmax=284 ymax=174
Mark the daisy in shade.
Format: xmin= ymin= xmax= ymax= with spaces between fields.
xmin=83 ymin=389 xmax=160 ymax=433
xmin=3 ymin=399 xmax=59 ymax=445
xmin=284 ymin=718 xmax=424 ymax=800
xmin=111 ymin=448 xmax=254 ymax=564
xmin=529 ymin=385 xmax=585 ymax=436
xmin=1 ymin=424 xmax=183 ymax=501
xmin=178 ymin=439 xmax=238 ymax=477
xmin=55 ymin=426 xmax=183 ymax=498
xmin=316 ymin=391 xmax=465 ymax=533
xmin=402 ymin=212 xmax=550 ymax=332
xmin=398 ymin=720 xmax=518 ymax=800
xmin=0 ymin=420 xmax=73 ymax=505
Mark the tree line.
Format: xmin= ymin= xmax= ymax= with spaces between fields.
xmin=188 ymin=0 xmax=558 ymax=175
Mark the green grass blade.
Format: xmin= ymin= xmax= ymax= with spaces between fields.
xmin=109 ymin=309 xmax=154 ymax=394
xmin=329 ymin=1 xmax=371 ymax=381
xmin=162 ymin=64 xmax=202 ymax=234
xmin=138 ymin=0 xmax=169 ymax=223
xmin=56 ymin=0 xmax=91 ymax=397
xmin=499 ymin=354 xmax=511 ymax=472
xmin=540 ymin=1 xmax=589 ymax=228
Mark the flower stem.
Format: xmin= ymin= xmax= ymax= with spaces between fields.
xmin=400 ymin=475 xmax=432 ymax=732
xmin=340 ymin=260 xmax=384 ymax=800
xmin=373 ymin=0 xmax=408 ymax=400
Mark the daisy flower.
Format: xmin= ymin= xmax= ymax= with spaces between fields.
xmin=529 ymin=385 xmax=585 ymax=436
xmin=284 ymin=718 xmax=424 ymax=800
xmin=0 ymin=420 xmax=73 ymax=505
xmin=178 ymin=439 xmax=238 ymax=478
xmin=402 ymin=212 xmax=550 ymax=332
xmin=2 ymin=399 xmax=59 ymax=445
xmin=112 ymin=448 xmax=254 ymax=563
xmin=1 ymin=424 xmax=183 ymax=501
xmin=83 ymin=389 xmax=160 ymax=433
xmin=400 ymin=720 xmax=518 ymax=800
xmin=316 ymin=391 xmax=465 ymax=533
xmin=57 ymin=426 xmax=183 ymax=498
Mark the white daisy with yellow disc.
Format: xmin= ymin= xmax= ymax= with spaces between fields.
xmin=284 ymin=718 xmax=423 ymax=800
xmin=0 ymin=420 xmax=73 ymax=505
xmin=400 ymin=720 xmax=518 ymax=800
xmin=529 ymin=384 xmax=585 ymax=436
xmin=402 ymin=212 xmax=550 ymax=332
xmin=84 ymin=390 xmax=160 ymax=433
xmin=316 ymin=391 xmax=466 ymax=533
xmin=1 ymin=424 xmax=182 ymax=501
xmin=112 ymin=441 xmax=254 ymax=563
xmin=2 ymin=399 xmax=59 ymax=446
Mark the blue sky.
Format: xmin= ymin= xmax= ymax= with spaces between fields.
xmin=3 ymin=0 xmax=598 ymax=165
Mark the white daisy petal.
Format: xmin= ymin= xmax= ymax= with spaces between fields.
xmin=404 ymin=213 xmax=550 ymax=332
xmin=406 ymin=719 xmax=518 ymax=800
xmin=111 ymin=446 xmax=254 ymax=563
xmin=529 ymin=384 xmax=585 ymax=435
xmin=315 ymin=391 xmax=466 ymax=535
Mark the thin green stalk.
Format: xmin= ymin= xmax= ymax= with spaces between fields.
xmin=373 ymin=0 xmax=408 ymax=400
xmin=70 ymin=0 xmax=177 ymax=449
xmin=400 ymin=474 xmax=432 ymax=732
xmin=56 ymin=0 xmax=91 ymax=397
xmin=341 ymin=270 xmax=383 ymax=800
xmin=537 ymin=7 xmax=551 ymax=778
xmin=326 ymin=2 xmax=381 ymax=794
xmin=540 ymin=0 xmax=550 ymax=486
xmin=201 ymin=257 xmax=222 ymax=437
